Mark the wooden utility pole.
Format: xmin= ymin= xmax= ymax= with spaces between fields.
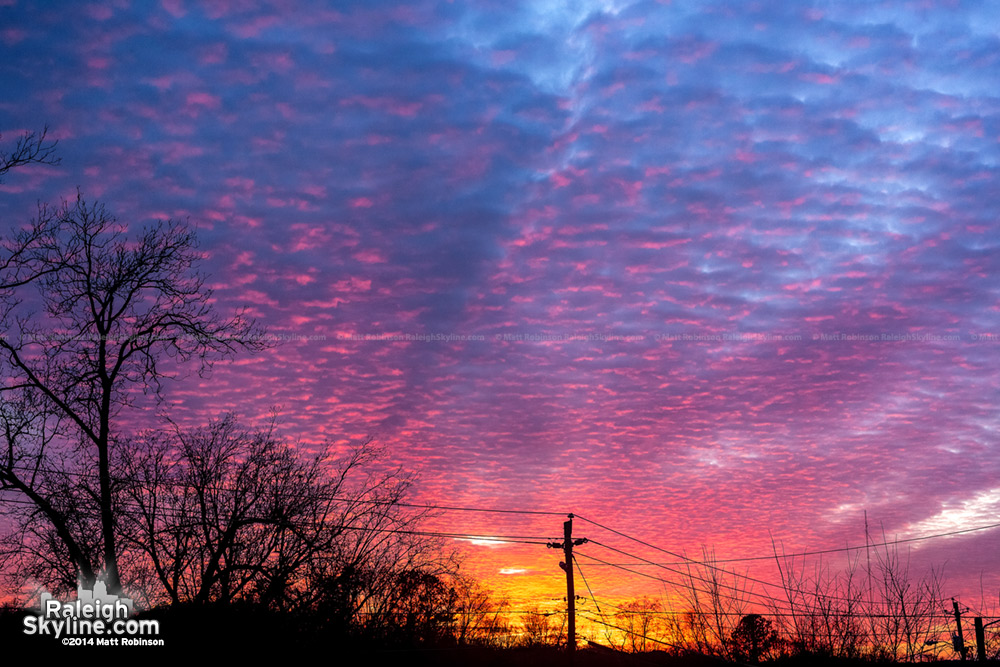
xmin=974 ymin=617 xmax=985 ymax=662
xmin=953 ymin=599 xmax=968 ymax=661
xmin=550 ymin=514 xmax=587 ymax=655
xmin=562 ymin=516 xmax=577 ymax=654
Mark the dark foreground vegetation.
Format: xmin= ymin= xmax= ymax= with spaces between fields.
xmin=0 ymin=601 xmax=981 ymax=666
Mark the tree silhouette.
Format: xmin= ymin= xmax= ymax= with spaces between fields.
xmin=115 ymin=415 xmax=424 ymax=609
xmin=0 ymin=194 xmax=265 ymax=594
xmin=450 ymin=574 xmax=512 ymax=647
xmin=729 ymin=613 xmax=779 ymax=664
xmin=0 ymin=127 xmax=59 ymax=184
xmin=614 ymin=596 xmax=663 ymax=652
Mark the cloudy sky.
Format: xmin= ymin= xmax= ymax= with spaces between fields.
xmin=2 ymin=0 xmax=999 ymax=615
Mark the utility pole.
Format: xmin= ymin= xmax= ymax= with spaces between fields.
xmin=953 ymin=599 xmax=968 ymax=661
xmin=549 ymin=514 xmax=587 ymax=655
xmin=974 ymin=617 xmax=985 ymax=662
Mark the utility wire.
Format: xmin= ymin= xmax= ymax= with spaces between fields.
xmin=578 ymin=520 xmax=956 ymax=609
xmin=0 ymin=496 xmax=556 ymax=545
xmin=576 ymin=549 xmax=797 ymax=614
xmin=2 ymin=462 xmax=565 ymax=516
xmin=580 ymin=593 xmax=971 ymax=620
xmin=586 ymin=539 xmax=834 ymax=610
xmin=576 ymin=612 xmax=689 ymax=654
xmin=582 ymin=522 xmax=1000 ymax=566
xmin=573 ymin=554 xmax=616 ymax=646
xmin=580 ymin=542 xmax=949 ymax=617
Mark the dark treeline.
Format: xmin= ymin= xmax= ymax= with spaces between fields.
xmin=598 ymin=542 xmax=999 ymax=664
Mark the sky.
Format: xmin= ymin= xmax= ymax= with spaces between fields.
xmin=2 ymin=0 xmax=1000 ymax=627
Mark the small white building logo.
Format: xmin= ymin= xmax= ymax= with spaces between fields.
xmin=39 ymin=579 xmax=134 ymax=620
xmin=23 ymin=578 xmax=161 ymax=645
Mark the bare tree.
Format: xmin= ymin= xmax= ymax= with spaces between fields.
xmin=521 ymin=607 xmax=558 ymax=646
xmin=115 ymin=415 xmax=424 ymax=610
xmin=0 ymin=127 xmax=59 ymax=184
xmin=614 ymin=596 xmax=664 ymax=653
xmin=767 ymin=527 xmax=949 ymax=663
xmin=669 ymin=548 xmax=755 ymax=659
xmin=0 ymin=389 xmax=98 ymax=589
xmin=0 ymin=194 xmax=265 ymax=593
xmin=338 ymin=536 xmax=459 ymax=643
xmin=864 ymin=532 xmax=945 ymax=662
xmin=450 ymin=574 xmax=513 ymax=647
xmin=0 ymin=128 xmax=63 ymax=291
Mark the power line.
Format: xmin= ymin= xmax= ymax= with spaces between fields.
xmin=573 ymin=554 xmax=616 ymax=646
xmin=585 ymin=538 xmax=815 ymax=609
xmin=391 ymin=502 xmax=565 ymax=517
xmin=576 ymin=549 xmax=798 ymax=614
xmin=0 ymin=495 xmax=556 ymax=545
xmin=580 ymin=593 xmax=969 ymax=621
xmin=9 ymin=466 xmax=1000 ymax=550
xmin=1 ymin=462 xmax=565 ymax=516
xmin=574 ymin=555 xmax=604 ymax=616
xmin=576 ymin=612 xmax=689 ymax=654
xmin=575 ymin=515 xmax=957 ymax=609
xmin=575 ymin=514 xmax=687 ymax=561
xmin=582 ymin=523 xmax=1000 ymax=567
xmin=590 ymin=537 xmax=955 ymax=611
xmin=580 ymin=540 xmax=950 ymax=617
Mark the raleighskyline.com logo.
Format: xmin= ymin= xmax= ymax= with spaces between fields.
xmin=22 ymin=579 xmax=162 ymax=646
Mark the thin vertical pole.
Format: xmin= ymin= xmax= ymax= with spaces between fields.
xmin=974 ymin=617 xmax=985 ymax=662
xmin=562 ymin=514 xmax=576 ymax=654
xmin=954 ymin=599 xmax=968 ymax=661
